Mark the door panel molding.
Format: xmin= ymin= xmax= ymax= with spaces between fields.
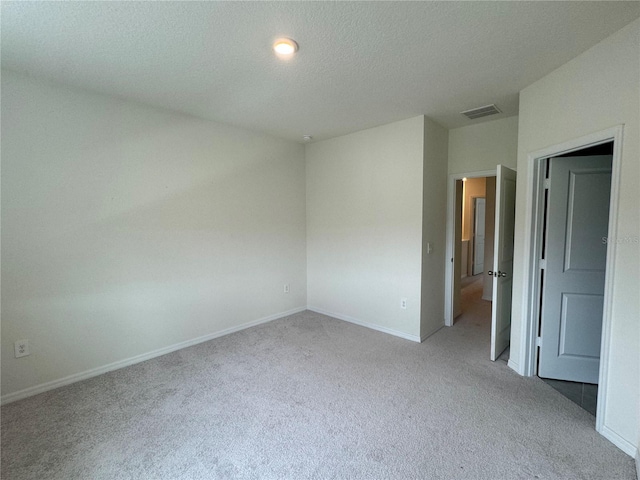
xmin=564 ymin=169 xmax=612 ymax=273
xmin=558 ymin=292 xmax=604 ymax=359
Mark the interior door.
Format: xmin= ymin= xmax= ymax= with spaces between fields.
xmin=538 ymin=155 xmax=612 ymax=384
xmin=490 ymin=165 xmax=517 ymax=361
xmin=473 ymin=198 xmax=486 ymax=275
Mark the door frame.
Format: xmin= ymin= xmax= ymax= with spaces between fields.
xmin=517 ymin=125 xmax=623 ymax=438
xmin=444 ymin=169 xmax=496 ymax=326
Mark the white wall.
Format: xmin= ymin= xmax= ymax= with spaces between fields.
xmin=1 ymin=70 xmax=307 ymax=398
xmin=448 ymin=116 xmax=518 ymax=174
xmin=510 ymin=19 xmax=639 ymax=454
xmin=306 ymin=116 xmax=428 ymax=340
xmin=420 ymin=118 xmax=449 ymax=339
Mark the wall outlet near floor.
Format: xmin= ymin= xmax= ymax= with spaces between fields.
xmin=15 ymin=339 xmax=30 ymax=358
xmin=400 ymin=298 xmax=407 ymax=309
xmin=284 ymin=284 xmax=290 ymax=294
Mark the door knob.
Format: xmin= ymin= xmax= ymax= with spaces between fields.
xmin=487 ymin=271 xmax=507 ymax=277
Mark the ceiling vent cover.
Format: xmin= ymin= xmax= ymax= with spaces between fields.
xmin=461 ymin=104 xmax=501 ymax=120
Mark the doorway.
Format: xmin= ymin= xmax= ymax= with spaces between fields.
xmin=456 ymin=178 xmax=492 ymax=351
xmin=518 ymin=126 xmax=623 ymax=437
xmin=446 ymin=170 xmax=496 ymax=326
xmin=456 ymin=176 xmax=491 ymax=317
xmin=536 ymin=142 xmax=613 ymax=416
xmin=445 ymin=166 xmax=516 ymax=362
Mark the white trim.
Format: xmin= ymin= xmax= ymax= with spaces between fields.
xmin=444 ymin=169 xmax=496 ymax=326
xmin=600 ymin=425 xmax=637 ymax=458
xmin=307 ymin=306 xmax=421 ymax=343
xmin=517 ymin=125 xmax=624 ymax=444
xmin=516 ymin=154 xmax=548 ymax=376
xmin=595 ymin=128 xmax=624 ymax=436
xmin=507 ymin=359 xmax=520 ymax=373
xmin=1 ymin=306 xmax=307 ymax=405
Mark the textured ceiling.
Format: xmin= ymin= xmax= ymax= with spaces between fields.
xmin=2 ymin=2 xmax=639 ymax=142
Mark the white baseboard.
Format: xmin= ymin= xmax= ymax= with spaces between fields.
xmin=1 ymin=306 xmax=306 ymax=406
xmin=599 ymin=424 xmax=637 ymax=458
xmin=307 ymin=306 xmax=421 ymax=343
xmin=507 ymin=359 xmax=521 ymax=374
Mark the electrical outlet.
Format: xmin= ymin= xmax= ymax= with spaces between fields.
xmin=15 ymin=339 xmax=30 ymax=358
xmin=284 ymin=284 xmax=290 ymax=294
xmin=400 ymin=298 xmax=407 ymax=309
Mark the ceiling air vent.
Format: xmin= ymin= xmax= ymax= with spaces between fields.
xmin=461 ymin=104 xmax=501 ymax=120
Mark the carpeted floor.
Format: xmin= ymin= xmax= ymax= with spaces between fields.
xmin=1 ymin=286 xmax=636 ymax=479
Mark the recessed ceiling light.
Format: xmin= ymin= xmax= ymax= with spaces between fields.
xmin=273 ymin=38 xmax=298 ymax=55
xmin=303 ymin=135 xmax=312 ymax=141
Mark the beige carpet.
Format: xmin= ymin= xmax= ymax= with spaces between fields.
xmin=1 ymin=296 xmax=635 ymax=479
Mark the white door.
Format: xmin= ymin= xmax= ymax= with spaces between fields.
xmin=490 ymin=165 xmax=516 ymax=361
xmin=473 ymin=198 xmax=486 ymax=275
xmin=538 ymin=155 xmax=612 ymax=384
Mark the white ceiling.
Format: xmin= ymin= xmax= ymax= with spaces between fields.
xmin=2 ymin=2 xmax=638 ymax=142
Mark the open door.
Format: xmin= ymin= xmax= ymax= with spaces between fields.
xmin=490 ymin=165 xmax=517 ymax=361
xmin=538 ymin=155 xmax=611 ymax=383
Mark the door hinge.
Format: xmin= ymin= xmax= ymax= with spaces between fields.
xmin=543 ymin=178 xmax=550 ymax=190
xmin=539 ymin=259 xmax=547 ymax=269
xmin=536 ymin=336 xmax=543 ymax=347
